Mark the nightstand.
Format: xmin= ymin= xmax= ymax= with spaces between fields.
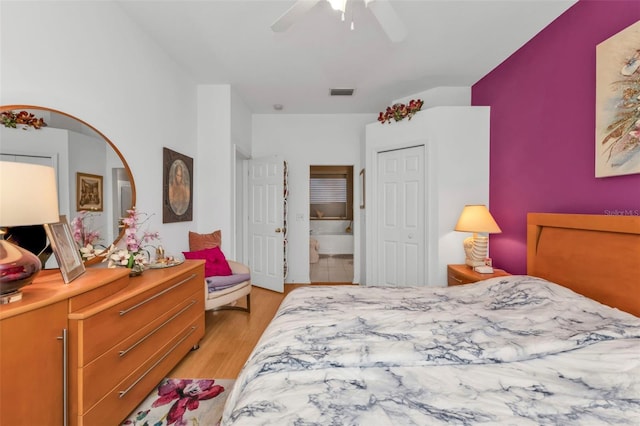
xmin=447 ymin=264 xmax=510 ymax=286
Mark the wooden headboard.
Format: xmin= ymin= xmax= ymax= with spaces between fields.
xmin=527 ymin=213 xmax=640 ymax=317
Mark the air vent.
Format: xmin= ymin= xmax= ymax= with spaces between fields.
xmin=330 ymin=88 xmax=355 ymax=96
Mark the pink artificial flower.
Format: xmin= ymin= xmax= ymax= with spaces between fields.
xmin=84 ymin=230 xmax=101 ymax=245
xmin=71 ymin=211 xmax=102 ymax=248
xmin=71 ymin=216 xmax=83 ymax=244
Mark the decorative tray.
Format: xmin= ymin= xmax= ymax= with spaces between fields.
xmin=148 ymin=258 xmax=185 ymax=269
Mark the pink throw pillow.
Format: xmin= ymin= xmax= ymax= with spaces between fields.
xmin=183 ymin=246 xmax=232 ymax=277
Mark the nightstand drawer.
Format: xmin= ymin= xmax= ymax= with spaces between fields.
xmin=448 ymin=268 xmax=475 ymax=285
xmin=447 ymin=264 xmax=509 ymax=286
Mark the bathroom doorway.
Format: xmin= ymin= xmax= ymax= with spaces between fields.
xmin=309 ymin=165 xmax=354 ymax=283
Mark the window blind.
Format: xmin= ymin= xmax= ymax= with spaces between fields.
xmin=310 ymin=178 xmax=347 ymax=203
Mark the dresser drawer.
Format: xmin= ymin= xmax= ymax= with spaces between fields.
xmin=75 ymin=269 xmax=202 ymax=365
xmin=68 ymin=274 xmax=129 ymax=312
xmin=78 ymin=290 xmax=204 ymax=413
xmin=78 ymin=316 xmax=203 ymax=426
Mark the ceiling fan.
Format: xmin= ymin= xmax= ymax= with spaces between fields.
xmin=271 ymin=0 xmax=408 ymax=43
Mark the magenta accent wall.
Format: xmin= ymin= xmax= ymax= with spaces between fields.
xmin=472 ymin=0 xmax=640 ymax=274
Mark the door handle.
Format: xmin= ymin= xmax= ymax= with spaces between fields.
xmin=275 ymin=228 xmax=283 ymax=233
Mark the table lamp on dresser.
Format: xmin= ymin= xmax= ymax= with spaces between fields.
xmin=0 ymin=161 xmax=60 ymax=303
xmin=454 ymin=204 xmax=502 ymax=271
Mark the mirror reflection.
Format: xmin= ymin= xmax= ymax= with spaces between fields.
xmin=0 ymin=105 xmax=136 ymax=268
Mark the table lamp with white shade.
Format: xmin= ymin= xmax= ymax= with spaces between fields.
xmin=0 ymin=161 xmax=60 ymax=303
xmin=454 ymin=204 xmax=502 ymax=270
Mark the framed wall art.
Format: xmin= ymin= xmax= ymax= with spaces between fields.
xmin=163 ymin=147 xmax=193 ymax=223
xmin=76 ymin=172 xmax=103 ymax=211
xmin=595 ymin=19 xmax=640 ymax=177
xmin=44 ymin=215 xmax=85 ymax=283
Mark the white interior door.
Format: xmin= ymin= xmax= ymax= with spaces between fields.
xmin=377 ymin=145 xmax=425 ymax=286
xmin=248 ymin=156 xmax=285 ymax=293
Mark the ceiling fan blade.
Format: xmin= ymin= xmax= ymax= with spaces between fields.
xmin=271 ymin=0 xmax=322 ymax=33
xmin=367 ymin=0 xmax=408 ymax=43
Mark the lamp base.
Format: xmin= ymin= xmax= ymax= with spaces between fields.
xmin=465 ymin=259 xmax=488 ymax=268
xmin=0 ymin=290 xmax=23 ymax=304
xmin=462 ymin=234 xmax=489 ymax=268
xmin=0 ymin=239 xmax=42 ymax=302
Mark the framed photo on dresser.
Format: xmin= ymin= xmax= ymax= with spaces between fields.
xmin=44 ymin=216 xmax=85 ymax=283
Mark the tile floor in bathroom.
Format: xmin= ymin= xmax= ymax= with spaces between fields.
xmin=310 ymin=254 xmax=354 ymax=283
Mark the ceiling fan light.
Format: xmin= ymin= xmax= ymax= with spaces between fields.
xmin=327 ymin=0 xmax=346 ymax=13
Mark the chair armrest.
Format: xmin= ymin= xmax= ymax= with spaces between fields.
xmin=228 ymin=260 xmax=249 ymax=275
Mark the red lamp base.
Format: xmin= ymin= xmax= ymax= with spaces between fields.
xmin=0 ymin=239 xmax=42 ymax=303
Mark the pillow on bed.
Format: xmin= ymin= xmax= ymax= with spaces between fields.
xmin=188 ymin=230 xmax=222 ymax=251
xmin=183 ymin=246 xmax=232 ymax=277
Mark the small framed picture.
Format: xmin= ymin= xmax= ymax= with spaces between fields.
xmin=76 ymin=172 xmax=103 ymax=212
xmin=44 ymin=216 xmax=85 ymax=283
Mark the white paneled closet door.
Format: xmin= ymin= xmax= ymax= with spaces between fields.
xmin=377 ymin=145 xmax=425 ymax=286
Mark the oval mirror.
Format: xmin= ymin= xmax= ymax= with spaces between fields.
xmin=0 ymin=105 xmax=136 ymax=268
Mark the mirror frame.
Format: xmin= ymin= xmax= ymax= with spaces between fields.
xmin=1 ymin=104 xmax=136 ymax=266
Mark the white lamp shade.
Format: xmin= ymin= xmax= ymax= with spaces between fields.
xmin=454 ymin=205 xmax=502 ymax=234
xmin=0 ymin=161 xmax=60 ymax=227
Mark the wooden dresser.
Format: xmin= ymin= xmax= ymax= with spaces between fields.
xmin=0 ymin=260 xmax=205 ymax=426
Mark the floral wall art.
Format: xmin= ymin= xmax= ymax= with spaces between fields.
xmin=596 ymin=19 xmax=640 ymax=177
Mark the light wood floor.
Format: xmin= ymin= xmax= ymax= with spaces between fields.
xmin=168 ymin=284 xmax=309 ymax=379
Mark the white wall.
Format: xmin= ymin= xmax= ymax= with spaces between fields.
xmin=231 ymin=89 xmax=253 ymax=259
xmin=1 ymin=1 xmax=201 ymax=255
xmin=252 ymin=114 xmax=375 ymax=283
xmin=365 ymin=106 xmax=490 ymax=286
xmin=393 ymin=87 xmax=471 ymax=108
xmin=231 ymin=90 xmax=253 ymax=155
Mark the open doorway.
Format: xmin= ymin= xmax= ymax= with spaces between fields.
xmin=309 ymin=165 xmax=354 ymax=283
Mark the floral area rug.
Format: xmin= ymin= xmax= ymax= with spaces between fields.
xmin=122 ymin=378 xmax=234 ymax=426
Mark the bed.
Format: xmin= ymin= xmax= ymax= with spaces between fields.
xmin=221 ymin=213 xmax=640 ymax=425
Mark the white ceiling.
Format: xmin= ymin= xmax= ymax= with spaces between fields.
xmin=116 ymin=0 xmax=576 ymax=114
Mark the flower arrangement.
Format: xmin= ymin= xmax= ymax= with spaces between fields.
xmin=103 ymin=207 xmax=160 ymax=274
xmin=377 ymin=99 xmax=424 ymax=124
xmin=71 ymin=211 xmax=103 ymax=260
xmin=1 ymin=110 xmax=47 ymax=129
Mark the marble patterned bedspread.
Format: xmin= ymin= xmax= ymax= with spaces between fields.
xmin=221 ymin=276 xmax=640 ymax=425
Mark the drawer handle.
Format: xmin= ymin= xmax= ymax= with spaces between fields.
xmin=118 ymin=325 xmax=198 ymax=399
xmin=119 ymin=274 xmax=197 ymax=316
xmin=449 ymin=274 xmax=463 ymax=283
xmin=119 ymin=300 xmax=197 ymax=357
xmin=57 ymin=329 xmax=68 ymax=426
